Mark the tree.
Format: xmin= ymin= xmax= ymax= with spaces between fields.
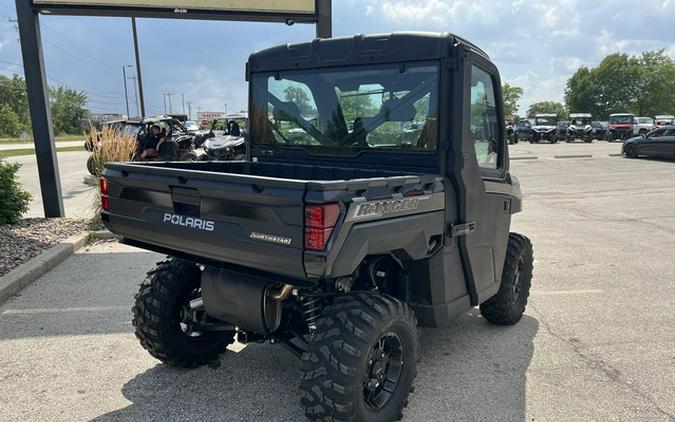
xmin=49 ymin=86 xmax=88 ymax=135
xmin=502 ymin=83 xmax=524 ymax=117
xmin=283 ymin=85 xmax=315 ymax=116
xmin=0 ymin=105 xmax=22 ymax=137
xmin=526 ymin=101 xmax=566 ymax=118
xmin=565 ymin=50 xmax=675 ymax=119
xmin=0 ymin=74 xmax=31 ymax=133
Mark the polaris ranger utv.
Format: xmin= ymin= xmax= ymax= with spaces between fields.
xmin=101 ymin=33 xmax=533 ymax=422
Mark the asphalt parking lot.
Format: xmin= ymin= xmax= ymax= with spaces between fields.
xmin=1 ymin=142 xmax=674 ymax=421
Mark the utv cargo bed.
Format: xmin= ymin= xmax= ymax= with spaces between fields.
xmin=102 ymin=160 xmax=439 ymax=280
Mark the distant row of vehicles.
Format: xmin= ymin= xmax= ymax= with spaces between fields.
xmin=85 ymin=113 xmax=247 ymax=175
xmin=508 ymin=113 xmax=675 ymax=144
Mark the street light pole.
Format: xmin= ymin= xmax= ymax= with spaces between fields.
xmin=131 ymin=17 xmax=145 ymax=118
xmin=122 ymin=65 xmax=130 ymax=117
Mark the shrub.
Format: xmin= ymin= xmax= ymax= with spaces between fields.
xmin=89 ymin=124 xmax=137 ymax=215
xmin=0 ymin=158 xmax=31 ymax=225
xmin=88 ymin=124 xmax=137 ymax=177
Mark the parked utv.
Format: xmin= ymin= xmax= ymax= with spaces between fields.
xmin=134 ymin=115 xmax=199 ymax=161
xmin=608 ymin=113 xmax=635 ymax=141
xmin=654 ymin=115 xmax=675 ymax=128
xmin=514 ymin=118 xmax=534 ymax=142
xmin=201 ymin=113 xmax=248 ymax=161
xmin=101 ymin=33 xmax=534 ymax=422
xmin=566 ymin=113 xmax=593 ymax=143
xmin=530 ymin=113 xmax=558 ymax=143
xmin=633 ymin=116 xmax=655 ymax=136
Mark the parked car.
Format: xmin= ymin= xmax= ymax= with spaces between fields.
xmin=633 ymin=116 xmax=655 ymax=136
xmin=530 ymin=113 xmax=558 ymax=143
xmin=514 ymin=118 xmax=534 ymax=142
xmin=100 ymin=32 xmax=533 ymax=422
xmin=608 ymin=113 xmax=635 ymax=141
xmin=566 ymin=113 xmax=593 ymax=142
xmin=591 ymin=121 xmax=608 ymax=140
xmin=654 ymin=115 xmax=675 ymax=128
xmin=622 ymin=126 xmax=675 ymax=159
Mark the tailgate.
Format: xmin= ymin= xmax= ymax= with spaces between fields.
xmin=102 ymin=163 xmax=307 ymax=279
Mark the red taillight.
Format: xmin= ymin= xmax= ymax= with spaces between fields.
xmin=304 ymin=203 xmax=340 ymax=251
xmin=100 ymin=177 xmax=108 ymax=195
xmin=100 ymin=177 xmax=109 ymax=211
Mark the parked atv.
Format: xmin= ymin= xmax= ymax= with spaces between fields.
xmin=201 ymin=113 xmax=248 ymax=160
xmin=566 ymin=113 xmax=593 ymax=143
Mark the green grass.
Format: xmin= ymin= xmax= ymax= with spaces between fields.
xmin=0 ymin=135 xmax=85 ymax=144
xmin=0 ymin=145 xmax=84 ymax=158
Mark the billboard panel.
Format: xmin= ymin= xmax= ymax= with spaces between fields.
xmin=32 ymin=0 xmax=316 ymax=16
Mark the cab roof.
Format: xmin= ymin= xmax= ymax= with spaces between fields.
xmin=569 ymin=113 xmax=592 ymax=118
xmin=247 ymin=32 xmax=490 ymax=75
xmin=534 ymin=113 xmax=557 ymax=117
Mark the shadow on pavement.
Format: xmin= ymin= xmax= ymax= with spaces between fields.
xmin=91 ymin=312 xmax=538 ymax=421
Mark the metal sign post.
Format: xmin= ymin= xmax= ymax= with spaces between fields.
xmin=16 ymin=0 xmax=331 ymax=218
xmin=15 ymin=0 xmax=64 ymax=217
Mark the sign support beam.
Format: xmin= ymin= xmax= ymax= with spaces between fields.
xmin=15 ymin=0 xmax=64 ymax=217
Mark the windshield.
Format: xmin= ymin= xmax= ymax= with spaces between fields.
xmin=534 ymin=117 xmax=557 ymax=126
xmin=250 ymin=63 xmax=438 ymax=154
xmin=184 ymin=121 xmax=199 ymax=131
xmin=570 ymin=118 xmax=591 ymax=125
xmin=610 ymin=115 xmax=633 ymax=124
xmin=636 ymin=117 xmax=654 ymax=125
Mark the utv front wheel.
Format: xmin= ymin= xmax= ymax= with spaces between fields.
xmin=132 ymin=258 xmax=234 ymax=367
xmin=300 ymin=293 xmax=418 ymax=422
xmin=480 ymin=233 xmax=533 ymax=325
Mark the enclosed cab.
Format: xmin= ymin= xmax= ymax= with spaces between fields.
xmin=654 ymin=115 xmax=675 ymax=128
xmin=608 ymin=113 xmax=635 ymax=141
xmin=101 ymin=33 xmax=533 ymax=422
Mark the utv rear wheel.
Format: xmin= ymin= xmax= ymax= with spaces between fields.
xmin=480 ymin=233 xmax=533 ymax=326
xmin=132 ymin=258 xmax=234 ymax=367
xmin=300 ymin=293 xmax=418 ymax=422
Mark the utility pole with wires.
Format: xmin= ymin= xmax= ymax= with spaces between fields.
xmin=127 ymin=75 xmax=139 ymax=117
xmin=181 ymin=92 xmax=186 ymax=115
xmin=122 ymin=64 xmax=132 ymax=117
xmin=163 ymin=92 xmax=174 ymax=114
xmin=187 ymin=101 xmax=192 ymax=120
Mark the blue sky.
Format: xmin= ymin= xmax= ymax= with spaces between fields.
xmin=1 ymin=0 xmax=673 ymax=117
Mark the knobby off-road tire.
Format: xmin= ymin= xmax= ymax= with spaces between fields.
xmin=480 ymin=233 xmax=534 ymax=326
xmin=300 ymin=293 xmax=418 ymax=422
xmin=132 ymin=258 xmax=234 ymax=367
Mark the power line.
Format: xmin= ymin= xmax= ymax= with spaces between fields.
xmin=41 ymin=23 xmax=120 ymax=73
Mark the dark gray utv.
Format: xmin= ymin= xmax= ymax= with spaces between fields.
xmin=101 ymin=32 xmax=534 ymax=422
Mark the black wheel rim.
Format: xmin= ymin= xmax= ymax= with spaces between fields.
xmin=511 ymin=257 xmax=525 ymax=305
xmin=362 ymin=333 xmax=404 ymax=412
xmin=179 ymin=287 xmax=205 ymax=338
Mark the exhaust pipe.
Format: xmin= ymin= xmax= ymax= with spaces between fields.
xmin=268 ymin=284 xmax=294 ymax=301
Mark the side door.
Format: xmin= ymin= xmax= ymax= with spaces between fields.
xmin=449 ymin=51 xmax=514 ymax=305
xmin=662 ymin=128 xmax=675 ymax=157
xmin=640 ymin=129 xmax=665 ymax=156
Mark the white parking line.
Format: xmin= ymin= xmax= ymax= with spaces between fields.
xmin=531 ymin=289 xmax=604 ymax=296
xmin=1 ymin=305 xmax=128 ymax=315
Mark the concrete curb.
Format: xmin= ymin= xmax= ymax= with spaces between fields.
xmin=0 ymin=232 xmax=89 ymax=305
xmin=609 ymin=153 xmax=623 ymax=157
xmin=511 ymin=156 xmax=538 ymax=160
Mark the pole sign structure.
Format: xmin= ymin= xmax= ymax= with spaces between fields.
xmin=16 ymin=0 xmax=331 ymax=217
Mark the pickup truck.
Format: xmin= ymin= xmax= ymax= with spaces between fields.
xmin=101 ymin=32 xmax=533 ymax=422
